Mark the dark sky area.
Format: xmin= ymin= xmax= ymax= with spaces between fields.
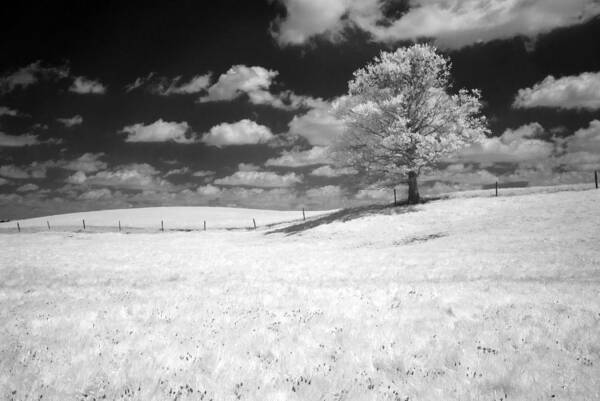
xmin=1 ymin=0 xmax=600 ymax=219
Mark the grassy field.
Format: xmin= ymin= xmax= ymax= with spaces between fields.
xmin=1 ymin=188 xmax=599 ymax=400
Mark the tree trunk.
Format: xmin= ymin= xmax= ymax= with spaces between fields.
xmin=407 ymin=171 xmax=420 ymax=204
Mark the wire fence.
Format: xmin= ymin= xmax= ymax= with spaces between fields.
xmin=1 ymin=208 xmax=314 ymax=234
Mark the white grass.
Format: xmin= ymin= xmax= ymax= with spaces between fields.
xmin=1 ymin=188 xmax=599 ymax=400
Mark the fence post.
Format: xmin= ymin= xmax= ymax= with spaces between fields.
xmin=253 ymin=218 xmax=257 ymax=230
xmin=203 ymin=220 xmax=206 ymax=231
xmin=302 ymin=208 xmax=306 ymax=221
xmin=82 ymin=219 xmax=86 ymax=230
xmin=161 ymin=220 xmax=164 ymax=232
xmin=118 ymin=220 xmax=121 ymax=232
xmin=595 ymin=170 xmax=598 ymax=189
xmin=17 ymin=222 xmax=20 ymax=232
xmin=495 ymin=181 xmax=498 ymax=197
xmin=47 ymin=221 xmax=50 ymax=231
xmin=393 ymin=188 xmax=397 ymax=205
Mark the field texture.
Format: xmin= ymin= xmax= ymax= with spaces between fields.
xmin=1 ymin=189 xmax=599 ymax=400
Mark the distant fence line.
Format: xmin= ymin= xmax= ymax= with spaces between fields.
xmin=8 ymin=208 xmax=311 ymax=234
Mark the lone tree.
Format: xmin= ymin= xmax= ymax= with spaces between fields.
xmin=332 ymin=44 xmax=489 ymax=204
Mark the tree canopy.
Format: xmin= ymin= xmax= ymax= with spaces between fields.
xmin=332 ymin=44 xmax=489 ymax=203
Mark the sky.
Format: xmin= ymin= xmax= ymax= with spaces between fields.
xmin=1 ymin=0 xmax=600 ymax=219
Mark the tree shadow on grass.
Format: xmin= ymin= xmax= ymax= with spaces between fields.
xmin=267 ymin=197 xmax=444 ymax=236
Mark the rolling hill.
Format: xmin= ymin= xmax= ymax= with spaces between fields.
xmin=0 ymin=186 xmax=599 ymax=400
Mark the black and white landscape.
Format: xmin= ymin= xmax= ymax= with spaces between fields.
xmin=1 ymin=1 xmax=599 ymax=400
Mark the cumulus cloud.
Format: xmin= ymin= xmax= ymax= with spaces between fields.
xmin=0 ymin=177 xmax=9 ymax=186
xmin=193 ymin=186 xmax=302 ymax=210
xmin=423 ymin=163 xmax=499 ymax=188
xmin=214 ymin=170 xmax=302 ymax=188
xmin=125 ymin=72 xmax=212 ymax=95
xmin=0 ymin=132 xmax=43 ymax=147
xmin=123 ymin=119 xmax=194 ymax=143
xmin=162 ymin=74 xmax=211 ymax=95
xmin=552 ymin=120 xmax=600 ymax=172
xmin=287 ymin=99 xmax=345 ymax=146
xmin=69 ymin=76 xmax=107 ymax=94
xmin=28 ymin=163 xmax=48 ymax=179
xmin=78 ymin=188 xmax=112 ymax=201
xmin=57 ymin=115 xmax=83 ymax=127
xmin=0 ymin=131 xmax=60 ymax=147
xmin=196 ymin=184 xmax=222 ymax=196
xmin=197 ymin=65 xmax=319 ymax=110
xmin=62 ymin=153 xmax=107 ymax=173
xmin=437 ymin=120 xmax=600 ymax=189
xmin=0 ymin=190 xmax=135 ymax=220
xmin=355 ymin=187 xmax=397 ymax=202
xmin=565 ymin=120 xmax=600 ymax=153
xmin=66 ymin=163 xmax=175 ymax=192
xmin=265 ymin=146 xmax=329 ymax=167
xmin=90 ymin=164 xmax=166 ymax=190
xmin=513 ymin=72 xmax=600 ymax=110
xmin=455 ymin=123 xmax=554 ymax=164
xmin=16 ymin=183 xmax=39 ymax=193
xmin=556 ymin=151 xmax=600 ymax=172
xmin=305 ymin=184 xmax=343 ymax=199
xmin=271 ymin=0 xmax=600 ymax=49
xmin=487 ymin=150 xmax=599 ymax=188
xmin=0 ymin=165 xmax=30 ymax=179
xmin=250 ymin=89 xmax=321 ymax=110
xmin=0 ymin=60 xmax=69 ymax=93
xmin=66 ymin=171 xmax=87 ymax=184
xmin=32 ymin=123 xmax=48 ymax=130
xmin=302 ymin=185 xmax=347 ymax=209
xmin=3 ymin=154 xmax=106 ymax=180
xmin=192 ymin=170 xmax=216 ymax=178
xmin=201 ymin=119 xmax=274 ymax=147
xmin=236 ymin=163 xmax=260 ymax=172
xmin=0 ymin=106 xmax=26 ymax=118
xmin=198 ymin=65 xmax=277 ymax=103
xmin=165 ymin=167 xmax=191 ymax=176
xmin=124 ymin=73 xmax=154 ymax=92
xmin=270 ymin=0 xmax=354 ymax=46
xmin=310 ymin=165 xmax=355 ymax=177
